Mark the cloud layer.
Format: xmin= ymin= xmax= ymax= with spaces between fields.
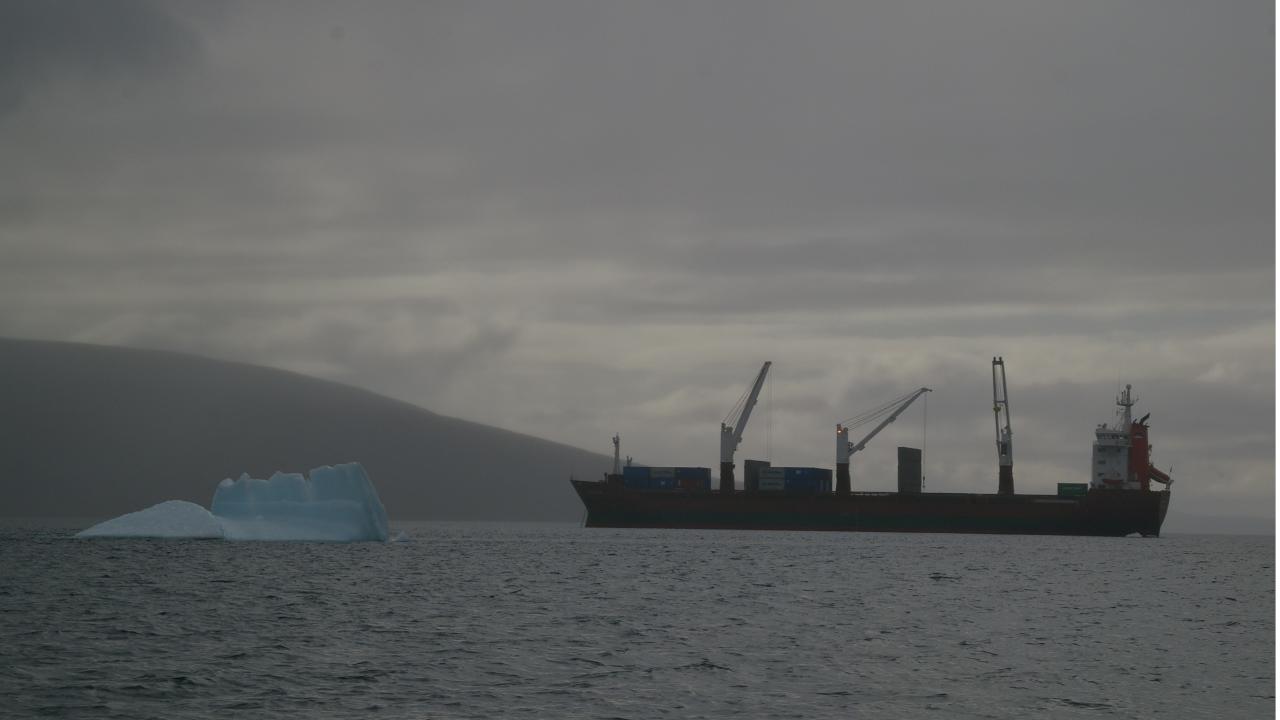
xmin=0 ymin=1 xmax=1272 ymax=518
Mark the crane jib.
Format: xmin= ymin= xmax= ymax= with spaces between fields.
xmin=842 ymin=387 xmax=931 ymax=459
xmin=721 ymin=361 xmax=772 ymax=463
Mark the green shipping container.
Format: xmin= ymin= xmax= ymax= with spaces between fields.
xmin=1058 ymin=483 xmax=1089 ymax=497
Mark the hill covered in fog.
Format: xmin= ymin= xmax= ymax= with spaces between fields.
xmin=0 ymin=338 xmax=611 ymax=521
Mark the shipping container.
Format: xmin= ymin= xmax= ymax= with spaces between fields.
xmin=784 ymin=477 xmax=832 ymax=492
xmin=677 ymin=477 xmax=711 ymax=491
xmin=650 ymin=467 xmax=676 ymax=479
xmin=781 ymin=467 xmax=832 ymax=481
xmin=1058 ymin=483 xmax=1089 ymax=497
xmin=622 ymin=466 xmax=650 ymax=479
xmin=898 ymin=447 xmax=922 ymax=493
xmin=758 ymin=477 xmax=786 ymax=491
xmin=649 ymin=477 xmax=678 ymax=489
xmin=759 ymin=467 xmax=786 ymax=480
xmin=675 ymin=467 xmax=711 ymax=480
xmin=744 ymin=459 xmax=771 ymax=491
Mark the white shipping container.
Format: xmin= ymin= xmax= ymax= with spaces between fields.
xmin=650 ymin=467 xmax=676 ymax=478
xmin=759 ymin=478 xmax=785 ymax=491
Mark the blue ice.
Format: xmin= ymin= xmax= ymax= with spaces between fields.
xmin=75 ymin=462 xmax=392 ymax=542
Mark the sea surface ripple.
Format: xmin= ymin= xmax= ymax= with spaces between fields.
xmin=0 ymin=520 xmax=1272 ymax=719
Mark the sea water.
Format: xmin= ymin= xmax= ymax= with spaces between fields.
xmin=0 ymin=520 xmax=1272 ymax=719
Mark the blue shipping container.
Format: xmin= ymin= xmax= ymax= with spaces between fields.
xmin=650 ymin=477 xmax=678 ymax=489
xmin=622 ymin=466 xmax=650 ymax=479
xmin=675 ymin=467 xmax=711 ymax=480
xmin=784 ymin=467 xmax=816 ymax=480
xmin=622 ymin=477 xmax=649 ymax=490
xmin=784 ymin=475 xmax=834 ymax=492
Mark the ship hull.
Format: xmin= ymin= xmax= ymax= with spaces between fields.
xmin=572 ymin=481 xmax=1171 ymax=537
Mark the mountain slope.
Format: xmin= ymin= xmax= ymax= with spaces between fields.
xmin=0 ymin=338 xmax=611 ymax=521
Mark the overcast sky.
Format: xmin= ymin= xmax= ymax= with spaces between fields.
xmin=0 ymin=1 xmax=1273 ymax=518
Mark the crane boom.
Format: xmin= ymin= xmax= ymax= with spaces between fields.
xmin=718 ymin=361 xmax=771 ymax=494
xmin=840 ymin=387 xmax=931 ymax=461
xmin=992 ymin=357 xmax=1014 ymax=494
xmin=721 ymin=361 xmax=772 ymax=462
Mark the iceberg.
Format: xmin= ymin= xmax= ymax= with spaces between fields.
xmin=212 ymin=463 xmax=390 ymax=541
xmin=74 ymin=462 xmax=391 ymax=542
xmin=74 ymin=500 xmax=225 ymax=539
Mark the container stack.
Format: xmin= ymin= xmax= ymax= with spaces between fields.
xmin=897 ymin=447 xmax=922 ymax=493
xmin=650 ymin=467 xmax=677 ymax=489
xmin=758 ymin=467 xmax=833 ymax=492
xmin=620 ymin=466 xmax=711 ymax=490
xmin=621 ymin=465 xmax=650 ymax=489
xmin=743 ymin=459 xmax=771 ymax=492
xmin=758 ymin=467 xmax=785 ymax=491
xmin=675 ymin=467 xmax=712 ymax=490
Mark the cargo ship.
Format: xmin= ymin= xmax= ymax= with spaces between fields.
xmin=571 ymin=360 xmax=1174 ymax=536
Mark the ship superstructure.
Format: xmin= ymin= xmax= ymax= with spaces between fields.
xmin=1091 ymin=384 xmax=1174 ymax=492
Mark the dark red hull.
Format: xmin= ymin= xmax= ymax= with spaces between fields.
xmin=572 ymin=480 xmax=1171 ymax=537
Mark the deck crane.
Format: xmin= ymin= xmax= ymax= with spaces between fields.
xmin=720 ymin=361 xmax=772 ymax=494
xmin=835 ymin=387 xmax=931 ymax=495
xmin=992 ymin=357 xmax=1014 ymax=495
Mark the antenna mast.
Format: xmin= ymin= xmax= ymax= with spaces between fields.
xmin=612 ymin=433 xmax=621 ymax=476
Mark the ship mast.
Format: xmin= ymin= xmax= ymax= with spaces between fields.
xmin=1117 ymin=384 xmax=1135 ymax=429
xmin=612 ymin=433 xmax=621 ymax=476
xmin=992 ymin=357 xmax=1014 ymax=495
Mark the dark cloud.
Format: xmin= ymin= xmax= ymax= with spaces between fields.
xmin=0 ymin=1 xmax=1270 ymax=518
xmin=0 ymin=0 xmax=202 ymax=114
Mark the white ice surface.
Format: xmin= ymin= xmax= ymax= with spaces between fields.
xmin=74 ymin=463 xmax=391 ymax=542
xmin=74 ymin=500 xmax=225 ymax=539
